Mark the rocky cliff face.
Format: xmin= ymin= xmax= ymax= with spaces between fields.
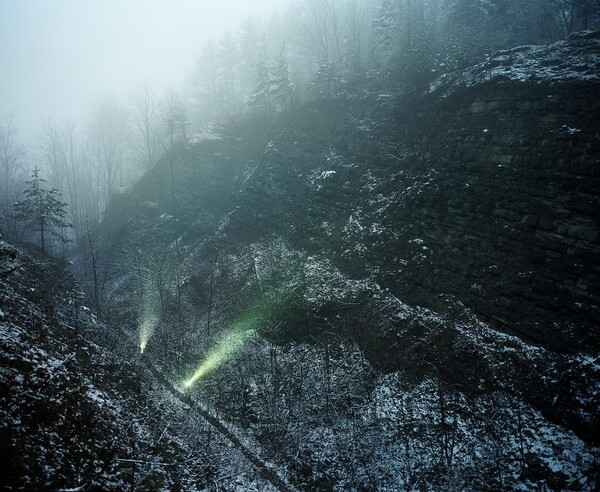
xmin=407 ymin=31 xmax=600 ymax=352
xmin=200 ymin=33 xmax=600 ymax=356
xmin=98 ymin=33 xmax=600 ymax=457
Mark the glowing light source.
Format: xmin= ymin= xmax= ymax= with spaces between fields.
xmin=139 ymin=313 xmax=159 ymax=355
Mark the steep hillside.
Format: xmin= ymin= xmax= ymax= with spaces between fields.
xmin=0 ymin=239 xmax=287 ymax=491
xmin=94 ymin=34 xmax=600 ymax=490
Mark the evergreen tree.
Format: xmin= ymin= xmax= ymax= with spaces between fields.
xmin=375 ymin=0 xmax=402 ymax=60
xmin=270 ymin=43 xmax=296 ymax=111
xmin=217 ymin=30 xmax=239 ymax=116
xmin=248 ymin=37 xmax=272 ymax=115
xmin=238 ymin=18 xmax=260 ymax=92
xmin=193 ymin=39 xmax=220 ymax=122
xmin=310 ymin=58 xmax=336 ymax=98
xmin=12 ymin=167 xmax=73 ymax=251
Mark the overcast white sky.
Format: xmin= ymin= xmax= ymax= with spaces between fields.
xmin=0 ymin=0 xmax=286 ymax=145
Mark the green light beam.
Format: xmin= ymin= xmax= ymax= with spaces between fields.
xmin=184 ymin=330 xmax=248 ymax=388
xmin=183 ymin=290 xmax=288 ymax=388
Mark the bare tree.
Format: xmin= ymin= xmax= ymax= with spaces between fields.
xmin=292 ymin=0 xmax=344 ymax=66
xmin=0 ymin=116 xmax=26 ymax=234
xmin=88 ymin=95 xmax=128 ymax=205
xmin=37 ymin=119 xmax=90 ymax=240
xmin=38 ymin=119 xmax=65 ymax=192
xmin=61 ymin=122 xmax=85 ymax=234
xmin=129 ymin=81 xmax=162 ymax=170
xmin=162 ymin=88 xmax=188 ymax=213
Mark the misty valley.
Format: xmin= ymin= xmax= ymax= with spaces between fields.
xmin=1 ymin=1 xmax=599 ymax=491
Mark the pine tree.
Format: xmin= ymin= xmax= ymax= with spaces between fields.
xmin=247 ymin=37 xmax=272 ymax=115
xmin=375 ymin=0 xmax=401 ymax=60
xmin=270 ymin=43 xmax=295 ymax=111
xmin=13 ymin=167 xmax=73 ymax=251
xmin=217 ymin=30 xmax=239 ymax=116
xmin=310 ymin=58 xmax=336 ymax=99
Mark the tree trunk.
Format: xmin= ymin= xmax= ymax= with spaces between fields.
xmin=86 ymin=220 xmax=101 ymax=314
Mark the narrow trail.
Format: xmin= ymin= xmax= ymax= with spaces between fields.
xmin=129 ymin=348 xmax=296 ymax=492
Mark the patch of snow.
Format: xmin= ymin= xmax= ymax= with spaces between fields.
xmin=370 ymin=222 xmax=384 ymax=235
xmin=562 ymin=125 xmax=582 ymax=135
xmin=87 ymin=388 xmax=106 ymax=405
xmin=431 ymin=38 xmax=600 ymax=95
xmin=190 ymin=124 xmax=222 ymax=142
xmin=321 ymin=221 xmax=334 ymax=236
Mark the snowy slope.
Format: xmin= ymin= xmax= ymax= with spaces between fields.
xmin=0 ymin=239 xmax=278 ymax=491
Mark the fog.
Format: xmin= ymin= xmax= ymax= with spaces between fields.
xmin=0 ymin=0 xmax=286 ymax=145
xmin=2 ymin=0 xmax=597 ymax=222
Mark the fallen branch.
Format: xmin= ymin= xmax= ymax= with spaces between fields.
xmin=115 ymin=458 xmax=174 ymax=466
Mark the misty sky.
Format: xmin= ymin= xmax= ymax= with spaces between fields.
xmin=0 ymin=0 xmax=286 ymax=146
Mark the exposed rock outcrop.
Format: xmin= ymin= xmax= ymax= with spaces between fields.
xmin=229 ymin=32 xmax=600 ymax=354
